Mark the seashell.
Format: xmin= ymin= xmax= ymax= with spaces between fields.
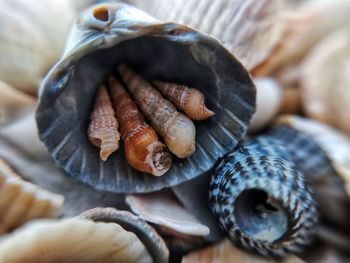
xmin=0 ymin=218 xmax=151 ymax=263
xmin=36 ymin=3 xmax=255 ymax=193
xmin=300 ymin=28 xmax=350 ymax=135
xmin=152 ymin=80 xmax=214 ymax=120
xmin=0 ymin=0 xmax=77 ymax=94
xmin=109 ymin=76 xmax=171 ymax=176
xmin=276 ymin=115 xmax=350 ymax=197
xmin=0 ymin=81 xmax=36 ymax=126
xmin=118 ymin=65 xmax=196 ymax=158
xmin=79 ymin=207 xmax=169 ymax=263
xmin=209 ymin=137 xmax=318 ymax=257
xmin=263 ymin=125 xmax=350 ymax=230
xmin=0 ymin=159 xmax=64 ymax=234
xmin=182 ymin=239 xmax=305 ymax=263
xmin=127 ymin=0 xmax=284 ymax=70
xmin=252 ymin=0 xmax=350 ymax=76
xmin=88 ymin=84 xmax=120 ymax=161
xmin=248 ymin=77 xmax=282 ymax=133
xmin=125 ymin=191 xmax=210 ymax=236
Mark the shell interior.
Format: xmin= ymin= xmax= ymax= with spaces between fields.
xmin=37 ymin=33 xmax=255 ymax=193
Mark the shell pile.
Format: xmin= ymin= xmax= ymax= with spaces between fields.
xmin=88 ymin=65 xmax=214 ymax=176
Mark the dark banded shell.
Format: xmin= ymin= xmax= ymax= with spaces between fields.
xmin=210 ymin=137 xmax=318 ymax=257
xmin=35 ymin=3 xmax=255 ymax=193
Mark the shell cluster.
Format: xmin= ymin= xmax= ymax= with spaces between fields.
xmin=88 ymin=65 xmax=214 ymax=176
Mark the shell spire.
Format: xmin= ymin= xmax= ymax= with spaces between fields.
xmin=88 ymin=84 xmax=120 ymax=161
xmin=118 ymin=65 xmax=196 ymax=158
xmin=108 ymin=76 xmax=171 ymax=176
xmin=152 ymin=80 xmax=214 ymax=120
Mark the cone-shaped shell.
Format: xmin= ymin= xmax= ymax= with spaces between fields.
xmin=36 ymin=3 xmax=255 ymax=193
xmin=0 ymin=159 xmax=64 ymax=234
xmin=0 ymin=218 xmax=151 ymax=263
xmin=79 ymin=207 xmax=169 ymax=263
xmin=210 ymin=137 xmax=318 ymax=257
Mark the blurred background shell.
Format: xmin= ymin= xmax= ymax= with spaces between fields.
xmin=36 ymin=2 xmax=256 ymax=193
xmin=0 ymin=218 xmax=152 ymax=263
xmin=126 ymin=0 xmax=284 ymax=70
xmin=0 ymin=0 xmax=92 ymax=94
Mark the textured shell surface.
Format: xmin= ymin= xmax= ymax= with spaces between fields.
xmin=79 ymin=207 xmax=169 ymax=263
xmin=36 ymin=3 xmax=256 ymax=193
xmin=0 ymin=218 xmax=151 ymax=263
xmin=0 ymin=0 xmax=77 ymax=93
xmin=0 ymin=159 xmax=64 ymax=234
xmin=210 ymin=137 xmax=318 ymax=257
xmin=127 ymin=0 xmax=284 ymax=70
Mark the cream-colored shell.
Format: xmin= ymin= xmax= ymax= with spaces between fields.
xmin=126 ymin=192 xmax=210 ymax=236
xmin=127 ymin=0 xmax=284 ymax=70
xmin=0 ymin=0 xmax=76 ymax=93
xmin=0 ymin=218 xmax=152 ymax=263
xmin=0 ymin=159 xmax=64 ymax=234
xmin=0 ymin=81 xmax=36 ymax=125
xmin=301 ymin=28 xmax=350 ymax=135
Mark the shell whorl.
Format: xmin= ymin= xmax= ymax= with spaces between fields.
xmin=118 ymin=65 xmax=196 ymax=158
xmin=152 ymin=80 xmax=214 ymax=120
xmin=209 ymin=138 xmax=318 ymax=258
xmin=88 ymin=84 xmax=120 ymax=161
xmin=109 ymin=77 xmax=171 ymax=176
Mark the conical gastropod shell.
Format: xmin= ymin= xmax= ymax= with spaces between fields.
xmin=109 ymin=77 xmax=171 ymax=176
xmin=210 ymin=137 xmax=318 ymax=257
xmin=152 ymin=80 xmax=214 ymax=121
xmin=36 ymin=2 xmax=255 ymax=193
xmin=0 ymin=159 xmax=64 ymax=234
xmin=118 ymin=65 xmax=196 ymax=158
xmin=88 ymin=84 xmax=120 ymax=161
xmin=0 ymin=218 xmax=152 ymax=263
xmin=79 ymin=207 xmax=169 ymax=263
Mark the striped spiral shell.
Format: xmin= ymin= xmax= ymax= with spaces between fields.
xmin=209 ymin=137 xmax=318 ymax=257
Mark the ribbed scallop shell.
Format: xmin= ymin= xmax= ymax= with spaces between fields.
xmin=36 ymin=3 xmax=255 ymax=193
xmin=79 ymin=207 xmax=169 ymax=263
xmin=0 ymin=159 xmax=64 ymax=234
xmin=0 ymin=218 xmax=151 ymax=263
xmin=209 ymin=137 xmax=318 ymax=257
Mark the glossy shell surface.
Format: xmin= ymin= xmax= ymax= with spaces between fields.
xmin=36 ymin=3 xmax=256 ymax=193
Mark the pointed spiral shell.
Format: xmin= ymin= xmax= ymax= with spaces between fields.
xmin=209 ymin=137 xmax=318 ymax=257
xmin=118 ymin=65 xmax=196 ymax=158
xmin=88 ymin=84 xmax=120 ymax=161
xmin=152 ymin=80 xmax=214 ymax=120
xmin=109 ymin=77 xmax=171 ymax=176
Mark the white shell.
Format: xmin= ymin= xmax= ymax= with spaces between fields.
xmin=0 ymin=159 xmax=64 ymax=234
xmin=0 ymin=218 xmax=152 ymax=263
xmin=0 ymin=81 xmax=36 ymax=126
xmin=0 ymin=0 xmax=76 ymax=93
xmin=127 ymin=0 xmax=284 ymax=70
xmin=248 ymin=77 xmax=282 ymax=133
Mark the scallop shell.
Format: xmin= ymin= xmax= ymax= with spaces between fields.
xmin=301 ymin=28 xmax=350 ymax=134
xmin=0 ymin=218 xmax=151 ymax=263
xmin=125 ymin=191 xmax=210 ymax=236
xmin=127 ymin=0 xmax=284 ymax=70
xmin=0 ymin=0 xmax=77 ymax=94
xmin=210 ymin=137 xmax=318 ymax=257
xmin=79 ymin=207 xmax=169 ymax=263
xmin=0 ymin=81 xmax=36 ymax=126
xmin=0 ymin=159 xmax=64 ymax=234
xmin=36 ymin=3 xmax=255 ymax=193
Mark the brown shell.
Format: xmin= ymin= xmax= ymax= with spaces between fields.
xmin=0 ymin=159 xmax=64 ymax=234
xmin=88 ymin=84 xmax=120 ymax=161
xmin=109 ymin=76 xmax=171 ymax=176
xmin=152 ymin=80 xmax=214 ymax=120
xmin=118 ymin=65 xmax=196 ymax=158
